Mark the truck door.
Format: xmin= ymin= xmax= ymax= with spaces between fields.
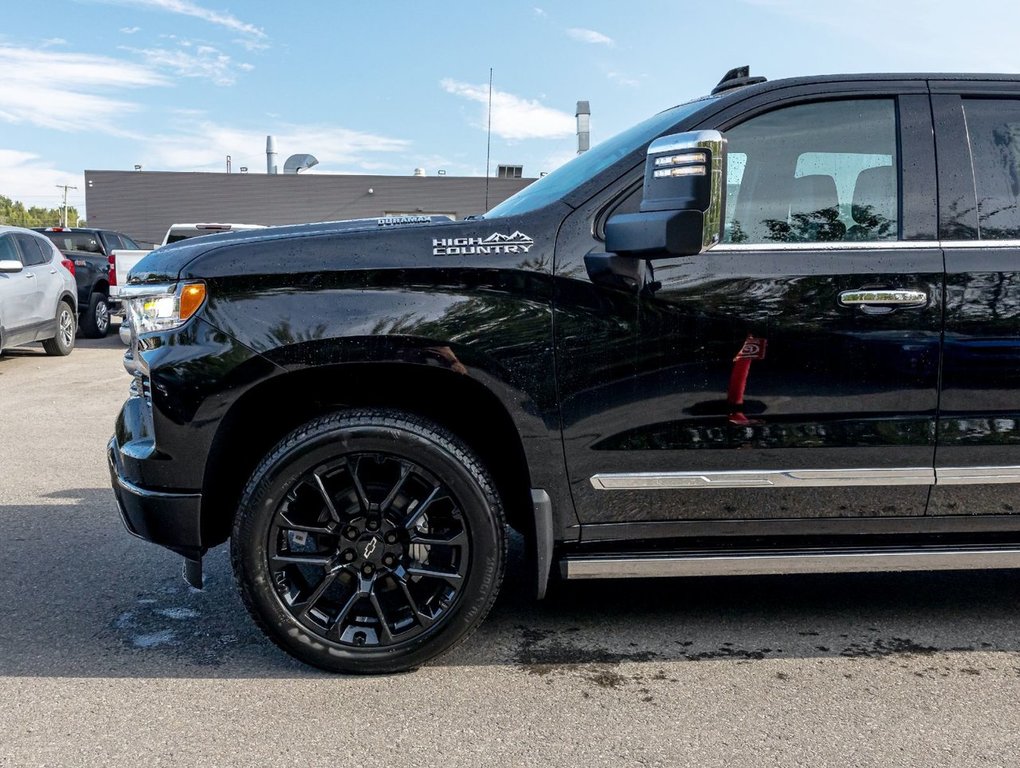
xmin=554 ymin=89 xmax=943 ymax=534
xmin=929 ymin=84 xmax=1020 ymax=513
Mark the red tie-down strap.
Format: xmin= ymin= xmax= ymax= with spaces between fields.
xmin=728 ymin=335 xmax=767 ymax=425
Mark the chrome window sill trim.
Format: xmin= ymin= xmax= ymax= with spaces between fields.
xmin=562 ymin=547 xmax=1020 ymax=580
xmin=710 ymin=239 xmax=1020 ymax=252
xmin=711 ymin=241 xmax=940 ymax=252
xmin=590 ymin=466 xmax=1020 ymax=490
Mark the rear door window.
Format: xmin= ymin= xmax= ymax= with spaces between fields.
xmin=962 ymin=99 xmax=1020 ymax=239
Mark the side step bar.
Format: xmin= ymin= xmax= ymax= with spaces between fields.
xmin=561 ymin=545 xmax=1020 ymax=580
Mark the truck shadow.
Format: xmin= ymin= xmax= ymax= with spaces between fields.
xmin=3 ymin=489 xmax=1020 ymax=679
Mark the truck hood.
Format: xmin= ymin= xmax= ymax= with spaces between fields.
xmin=128 ymin=215 xmax=456 ymax=284
xmin=127 ymin=211 xmax=556 ymax=284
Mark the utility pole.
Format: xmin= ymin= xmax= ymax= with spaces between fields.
xmin=56 ymin=184 xmax=77 ymax=227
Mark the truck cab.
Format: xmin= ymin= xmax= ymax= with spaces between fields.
xmin=109 ymin=68 xmax=1020 ymax=673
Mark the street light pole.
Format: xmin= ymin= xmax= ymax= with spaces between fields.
xmin=56 ymin=184 xmax=78 ymax=227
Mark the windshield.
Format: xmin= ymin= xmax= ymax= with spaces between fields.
xmin=485 ymin=96 xmax=719 ymax=218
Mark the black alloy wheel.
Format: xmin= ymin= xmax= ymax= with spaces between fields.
xmin=232 ymin=410 xmax=506 ymax=673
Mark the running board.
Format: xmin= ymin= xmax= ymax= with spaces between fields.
xmin=561 ymin=545 xmax=1020 ymax=580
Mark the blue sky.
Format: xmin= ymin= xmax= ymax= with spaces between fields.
xmin=3 ymin=0 xmax=1020 ymax=216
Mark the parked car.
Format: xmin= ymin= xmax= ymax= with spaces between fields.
xmin=34 ymin=227 xmax=142 ymax=338
xmin=0 ymin=226 xmax=77 ymax=355
xmin=110 ymin=68 xmax=1020 ymax=674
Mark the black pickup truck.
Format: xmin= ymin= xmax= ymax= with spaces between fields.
xmin=35 ymin=227 xmax=142 ymax=337
xmin=109 ymin=68 xmax=1020 ymax=673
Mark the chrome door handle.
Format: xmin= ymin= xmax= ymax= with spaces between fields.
xmin=838 ymin=289 xmax=928 ymax=308
xmin=24 ymin=272 xmax=35 ymax=279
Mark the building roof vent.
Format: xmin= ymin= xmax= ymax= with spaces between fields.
xmin=497 ymin=164 xmax=523 ymax=179
xmin=413 ymin=167 xmax=426 ymax=177
xmin=284 ymin=154 xmax=319 ymax=174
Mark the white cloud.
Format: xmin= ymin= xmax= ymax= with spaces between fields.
xmin=0 ymin=46 xmax=165 ymax=134
xmin=139 ymin=121 xmax=411 ymax=173
xmin=120 ymin=44 xmax=247 ymax=85
xmin=95 ymin=0 xmax=266 ymax=42
xmin=0 ymin=150 xmax=84 ymax=210
xmin=533 ymin=7 xmax=547 ymax=16
xmin=120 ymin=26 xmax=141 ymax=33
xmin=566 ymin=28 xmax=614 ymax=46
xmin=440 ymin=79 xmax=574 ymax=141
xmin=608 ymin=71 xmax=641 ymax=88
xmin=41 ymin=38 xmax=68 ymax=47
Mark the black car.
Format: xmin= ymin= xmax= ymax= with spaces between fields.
xmin=109 ymin=68 xmax=1020 ymax=673
xmin=36 ymin=227 xmax=141 ymax=337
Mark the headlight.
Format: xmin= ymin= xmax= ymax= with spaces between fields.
xmin=123 ymin=282 xmax=207 ymax=334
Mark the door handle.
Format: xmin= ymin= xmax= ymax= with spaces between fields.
xmin=24 ymin=272 xmax=36 ymax=279
xmin=838 ymin=289 xmax=928 ymax=308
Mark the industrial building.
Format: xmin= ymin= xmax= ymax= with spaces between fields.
xmin=83 ymin=169 xmax=535 ymax=247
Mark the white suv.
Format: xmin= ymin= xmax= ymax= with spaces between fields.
xmin=0 ymin=226 xmax=78 ymax=356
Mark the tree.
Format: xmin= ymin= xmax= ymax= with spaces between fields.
xmin=0 ymin=195 xmax=85 ymax=228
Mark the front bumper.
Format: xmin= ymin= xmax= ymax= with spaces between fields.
xmin=108 ymin=435 xmax=203 ymax=559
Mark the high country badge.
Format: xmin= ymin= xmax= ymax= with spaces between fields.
xmin=433 ymin=231 xmax=534 ymax=256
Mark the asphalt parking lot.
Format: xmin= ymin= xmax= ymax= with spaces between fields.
xmin=3 ymin=330 xmax=1020 ymax=766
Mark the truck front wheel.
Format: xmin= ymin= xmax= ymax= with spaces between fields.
xmin=231 ymin=409 xmax=507 ymax=673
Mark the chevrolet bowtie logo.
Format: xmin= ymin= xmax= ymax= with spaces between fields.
xmin=363 ymin=537 xmax=379 ymax=559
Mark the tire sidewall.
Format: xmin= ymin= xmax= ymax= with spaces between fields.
xmin=82 ymin=292 xmax=110 ymax=338
xmin=48 ymin=302 xmax=76 ymax=354
xmin=234 ymin=420 xmax=503 ymax=673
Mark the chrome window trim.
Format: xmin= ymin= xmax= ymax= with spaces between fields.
xmin=709 ymin=239 xmax=1020 ymax=252
xmin=711 ymin=240 xmax=940 ymax=252
xmin=941 ymin=239 xmax=1020 ymax=249
xmin=590 ymin=466 xmax=1020 ymax=490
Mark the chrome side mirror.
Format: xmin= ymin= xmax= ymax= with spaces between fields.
xmin=605 ymin=130 xmax=727 ymax=258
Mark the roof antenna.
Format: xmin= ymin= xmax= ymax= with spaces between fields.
xmin=712 ymin=65 xmax=767 ymax=94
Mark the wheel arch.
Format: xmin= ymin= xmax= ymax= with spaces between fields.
xmin=200 ymin=361 xmax=540 ymax=552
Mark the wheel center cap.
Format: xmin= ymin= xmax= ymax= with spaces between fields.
xmin=357 ymin=534 xmax=386 ymax=566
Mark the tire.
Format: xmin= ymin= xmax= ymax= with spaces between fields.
xmin=79 ymin=292 xmax=111 ymax=338
xmin=231 ymin=409 xmax=506 ymax=674
xmin=42 ymin=301 xmax=76 ymax=356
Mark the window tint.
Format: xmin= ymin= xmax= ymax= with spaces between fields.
xmin=43 ymin=232 xmax=102 ymax=253
xmin=15 ymin=235 xmax=49 ymax=266
xmin=120 ymin=235 xmax=141 ymax=250
xmin=0 ymin=235 xmax=18 ymax=263
xmin=963 ymin=99 xmax=1020 ymax=240
xmin=723 ymin=99 xmax=899 ymax=244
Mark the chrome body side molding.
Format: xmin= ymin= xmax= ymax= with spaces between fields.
xmin=562 ymin=546 xmax=1020 ymax=580
xmin=590 ymin=466 xmax=1020 ymax=490
xmin=590 ymin=467 xmax=935 ymax=490
xmin=937 ymin=466 xmax=1020 ymax=485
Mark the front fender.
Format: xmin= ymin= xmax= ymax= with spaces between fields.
xmin=197 ymin=267 xmax=574 ymax=536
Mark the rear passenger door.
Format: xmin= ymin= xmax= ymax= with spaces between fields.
xmin=931 ymin=83 xmax=1020 ymax=513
